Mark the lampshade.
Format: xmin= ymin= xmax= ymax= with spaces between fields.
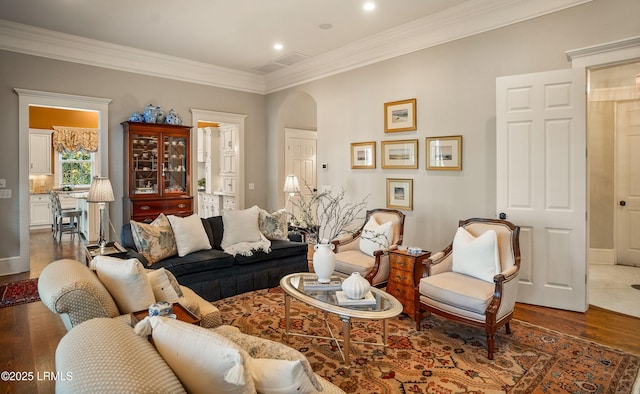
xmin=87 ymin=176 xmax=115 ymax=203
xmin=283 ymin=175 xmax=300 ymax=193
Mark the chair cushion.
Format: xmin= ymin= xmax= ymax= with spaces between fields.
xmin=334 ymin=250 xmax=374 ymax=276
xmin=168 ymin=214 xmax=212 ymax=257
xmin=452 ymin=227 xmax=500 ymax=283
xmin=359 ymin=217 xmax=393 ymax=256
xmin=419 ymin=271 xmax=494 ymax=315
xmin=130 ymin=213 xmax=178 ymax=265
xmin=151 ymin=249 xmax=236 ymax=277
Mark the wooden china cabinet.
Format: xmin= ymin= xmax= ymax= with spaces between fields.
xmin=122 ymin=121 xmax=193 ymax=222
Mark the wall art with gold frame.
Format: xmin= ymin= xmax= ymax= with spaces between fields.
xmin=350 ymin=141 xmax=376 ymax=169
xmin=384 ymin=98 xmax=417 ymax=133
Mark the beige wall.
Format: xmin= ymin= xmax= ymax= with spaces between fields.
xmin=0 ymin=51 xmax=266 ymax=259
xmin=265 ymin=0 xmax=640 ymax=251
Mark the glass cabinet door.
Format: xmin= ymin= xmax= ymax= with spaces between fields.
xmin=162 ymin=135 xmax=188 ymax=194
xmin=131 ymin=133 xmax=159 ymax=195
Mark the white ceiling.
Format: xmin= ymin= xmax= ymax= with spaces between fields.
xmin=0 ymin=0 xmax=593 ymax=93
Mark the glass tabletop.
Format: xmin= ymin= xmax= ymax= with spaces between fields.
xmin=284 ymin=272 xmax=399 ymax=314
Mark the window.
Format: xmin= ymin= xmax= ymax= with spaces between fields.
xmin=60 ymin=151 xmax=94 ymax=187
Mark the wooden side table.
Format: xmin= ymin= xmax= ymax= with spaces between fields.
xmin=387 ymin=249 xmax=431 ymax=321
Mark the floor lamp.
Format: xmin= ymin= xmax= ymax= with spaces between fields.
xmin=283 ymin=174 xmax=299 ymax=222
xmin=87 ymin=176 xmax=115 ymax=248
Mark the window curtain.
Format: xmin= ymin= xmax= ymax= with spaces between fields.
xmin=52 ymin=126 xmax=99 ymax=153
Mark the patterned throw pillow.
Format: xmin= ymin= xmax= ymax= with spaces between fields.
xmin=130 ymin=213 xmax=178 ymax=266
xmin=258 ymin=208 xmax=289 ymax=241
xmin=213 ymin=325 xmax=322 ymax=393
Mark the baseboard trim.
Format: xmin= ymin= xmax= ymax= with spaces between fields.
xmin=0 ymin=256 xmax=29 ymax=276
xmin=588 ymin=248 xmax=615 ymax=265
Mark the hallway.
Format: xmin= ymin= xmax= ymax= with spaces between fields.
xmin=589 ymin=263 xmax=640 ymax=319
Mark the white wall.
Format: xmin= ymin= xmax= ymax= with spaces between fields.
xmin=266 ymin=0 xmax=640 ymax=251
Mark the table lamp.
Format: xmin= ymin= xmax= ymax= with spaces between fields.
xmin=87 ymin=176 xmax=115 ymax=248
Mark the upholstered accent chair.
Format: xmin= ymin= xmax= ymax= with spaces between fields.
xmin=332 ymin=209 xmax=405 ymax=286
xmin=414 ymin=218 xmax=521 ymax=359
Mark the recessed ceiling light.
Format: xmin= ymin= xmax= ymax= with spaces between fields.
xmin=319 ymin=23 xmax=333 ymax=30
xmin=274 ymin=43 xmax=284 ymax=50
xmin=363 ymin=2 xmax=375 ymax=11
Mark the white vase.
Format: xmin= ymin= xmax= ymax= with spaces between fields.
xmin=313 ymin=243 xmax=336 ymax=283
xmin=341 ymin=272 xmax=371 ymax=299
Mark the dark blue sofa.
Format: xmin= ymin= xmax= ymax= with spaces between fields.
xmin=120 ymin=215 xmax=309 ymax=301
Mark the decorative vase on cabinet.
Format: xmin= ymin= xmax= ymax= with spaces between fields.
xmin=313 ymin=243 xmax=336 ymax=283
xmin=122 ymin=121 xmax=193 ymax=222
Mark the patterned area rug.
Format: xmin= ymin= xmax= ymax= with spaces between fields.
xmin=0 ymin=278 xmax=40 ymax=308
xmin=213 ymin=287 xmax=640 ymax=393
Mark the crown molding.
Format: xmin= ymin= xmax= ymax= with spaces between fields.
xmin=0 ymin=0 xmax=592 ymax=95
xmin=264 ymin=0 xmax=593 ymax=93
xmin=0 ymin=20 xmax=266 ymax=94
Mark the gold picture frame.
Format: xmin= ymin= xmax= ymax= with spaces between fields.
xmin=384 ymin=98 xmax=417 ymax=133
xmin=381 ymin=139 xmax=418 ymax=169
xmin=350 ymin=141 xmax=376 ymax=169
xmin=386 ymin=178 xmax=413 ymax=211
xmin=426 ymin=135 xmax=463 ymax=171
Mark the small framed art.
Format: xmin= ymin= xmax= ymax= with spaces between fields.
xmin=350 ymin=141 xmax=376 ymax=169
xmin=381 ymin=139 xmax=418 ymax=169
xmin=426 ymin=135 xmax=462 ymax=171
xmin=384 ymin=98 xmax=417 ymax=133
xmin=386 ymin=178 xmax=413 ymax=211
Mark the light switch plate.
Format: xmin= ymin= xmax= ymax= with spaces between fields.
xmin=0 ymin=179 xmax=5 ymax=188
xmin=0 ymin=189 xmax=11 ymax=198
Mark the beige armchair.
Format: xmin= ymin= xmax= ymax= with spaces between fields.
xmin=414 ymin=218 xmax=521 ymax=359
xmin=38 ymin=258 xmax=222 ymax=331
xmin=332 ymin=209 xmax=405 ymax=286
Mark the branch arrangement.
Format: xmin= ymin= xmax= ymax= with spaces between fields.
xmin=289 ymin=181 xmax=369 ymax=244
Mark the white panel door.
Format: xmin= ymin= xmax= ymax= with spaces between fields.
xmin=616 ymin=100 xmax=640 ymax=266
xmin=285 ymin=128 xmax=317 ymax=193
xmin=497 ymin=68 xmax=587 ymax=312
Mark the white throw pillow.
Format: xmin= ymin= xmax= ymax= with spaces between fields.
xmin=452 ymin=227 xmax=501 ymax=283
xmin=247 ymin=358 xmax=314 ymax=394
xmin=137 ymin=317 xmax=255 ymax=394
xmin=221 ymin=205 xmax=263 ymax=248
xmin=147 ymin=268 xmax=181 ymax=303
xmin=168 ymin=214 xmax=212 ymax=257
xmin=213 ymin=325 xmax=322 ymax=393
xmin=93 ymin=256 xmax=156 ymax=313
xmin=359 ymin=217 xmax=393 ymax=256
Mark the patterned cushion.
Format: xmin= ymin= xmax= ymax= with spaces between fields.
xmin=213 ymin=325 xmax=322 ymax=392
xmin=259 ymin=209 xmax=289 ymax=241
xmin=130 ymin=214 xmax=177 ymax=265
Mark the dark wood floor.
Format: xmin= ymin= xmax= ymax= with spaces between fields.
xmin=1 ymin=230 xmax=640 ymax=393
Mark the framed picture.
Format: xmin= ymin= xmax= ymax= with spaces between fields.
xmin=381 ymin=139 xmax=418 ymax=169
xmin=386 ymin=178 xmax=413 ymax=210
xmin=350 ymin=141 xmax=376 ymax=169
xmin=384 ymin=98 xmax=417 ymax=133
xmin=426 ymin=135 xmax=463 ymax=171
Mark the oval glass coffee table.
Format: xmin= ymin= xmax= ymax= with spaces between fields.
xmin=280 ymin=272 xmax=403 ymax=366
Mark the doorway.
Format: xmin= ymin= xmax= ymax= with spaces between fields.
xmin=12 ymin=89 xmax=110 ymax=276
xmin=587 ymin=61 xmax=640 ymax=318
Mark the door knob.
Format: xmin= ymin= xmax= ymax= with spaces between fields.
xmin=499 ymin=212 xmax=507 ymax=220
xmin=620 ymin=201 xmax=627 ymax=207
